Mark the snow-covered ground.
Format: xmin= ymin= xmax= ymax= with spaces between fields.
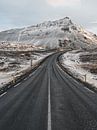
xmin=61 ymin=50 xmax=97 ymax=88
xmin=0 ymin=52 xmax=52 ymax=88
xmin=0 ymin=42 xmax=44 ymax=51
xmin=0 ymin=17 xmax=97 ymax=50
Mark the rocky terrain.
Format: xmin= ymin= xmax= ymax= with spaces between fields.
xmin=0 ymin=17 xmax=97 ymax=89
xmin=0 ymin=17 xmax=97 ymax=50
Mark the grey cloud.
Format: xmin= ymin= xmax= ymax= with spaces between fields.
xmin=0 ymin=0 xmax=97 ymax=33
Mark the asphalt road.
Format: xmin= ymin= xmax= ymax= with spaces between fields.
xmin=0 ymin=53 xmax=97 ymax=130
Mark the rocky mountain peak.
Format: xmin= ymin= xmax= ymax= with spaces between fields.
xmin=0 ymin=17 xmax=97 ymax=50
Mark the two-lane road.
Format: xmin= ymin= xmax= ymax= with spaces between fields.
xmin=0 ymin=53 xmax=97 ymax=130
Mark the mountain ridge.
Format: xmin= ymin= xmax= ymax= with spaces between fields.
xmin=0 ymin=17 xmax=97 ymax=49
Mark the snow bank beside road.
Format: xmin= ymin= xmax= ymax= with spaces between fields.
xmin=0 ymin=52 xmax=52 ymax=88
xmin=61 ymin=50 xmax=97 ymax=88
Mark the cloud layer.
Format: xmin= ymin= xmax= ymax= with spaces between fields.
xmin=0 ymin=0 xmax=97 ymax=33
xmin=47 ymin=0 xmax=80 ymax=7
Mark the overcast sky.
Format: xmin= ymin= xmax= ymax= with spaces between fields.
xmin=0 ymin=0 xmax=97 ymax=33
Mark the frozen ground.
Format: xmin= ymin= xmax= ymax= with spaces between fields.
xmin=61 ymin=50 xmax=97 ymax=88
xmin=0 ymin=42 xmax=44 ymax=51
xmin=0 ymin=51 xmax=52 ymax=88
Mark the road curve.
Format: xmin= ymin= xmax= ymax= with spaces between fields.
xmin=0 ymin=53 xmax=97 ymax=130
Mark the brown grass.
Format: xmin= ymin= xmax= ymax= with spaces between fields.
xmin=79 ymin=52 xmax=97 ymax=74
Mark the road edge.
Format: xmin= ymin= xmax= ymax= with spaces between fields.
xmin=57 ymin=52 xmax=97 ymax=93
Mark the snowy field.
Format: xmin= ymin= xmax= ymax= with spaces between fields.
xmin=61 ymin=50 xmax=97 ymax=88
xmin=0 ymin=51 xmax=52 ymax=88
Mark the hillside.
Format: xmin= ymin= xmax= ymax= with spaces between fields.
xmin=0 ymin=17 xmax=97 ymax=49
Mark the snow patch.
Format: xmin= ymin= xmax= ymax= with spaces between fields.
xmin=62 ymin=50 xmax=97 ymax=87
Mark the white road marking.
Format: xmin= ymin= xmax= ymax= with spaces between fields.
xmin=29 ymin=65 xmax=43 ymax=77
xmin=57 ymin=64 xmax=95 ymax=94
xmin=84 ymin=87 xmax=94 ymax=93
xmin=32 ymin=70 xmax=37 ymax=75
xmin=56 ymin=64 xmax=65 ymax=73
xmin=29 ymin=73 xmax=33 ymax=77
xmin=48 ymin=71 xmax=51 ymax=130
xmin=8 ymin=85 xmax=11 ymax=88
xmin=14 ymin=82 xmax=21 ymax=88
xmin=0 ymin=92 xmax=7 ymax=98
xmin=24 ymin=77 xmax=28 ymax=81
xmin=57 ymin=64 xmax=80 ymax=84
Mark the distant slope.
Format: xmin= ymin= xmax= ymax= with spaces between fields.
xmin=0 ymin=17 xmax=97 ymax=49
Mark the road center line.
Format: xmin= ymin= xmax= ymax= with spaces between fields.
xmin=0 ymin=92 xmax=7 ymax=98
xmin=48 ymin=71 xmax=51 ymax=130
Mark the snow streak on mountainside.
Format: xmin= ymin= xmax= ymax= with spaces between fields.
xmin=0 ymin=17 xmax=97 ymax=49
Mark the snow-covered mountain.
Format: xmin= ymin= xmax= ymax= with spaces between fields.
xmin=0 ymin=17 xmax=97 ymax=49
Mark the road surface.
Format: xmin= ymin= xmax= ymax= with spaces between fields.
xmin=0 ymin=53 xmax=97 ymax=130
